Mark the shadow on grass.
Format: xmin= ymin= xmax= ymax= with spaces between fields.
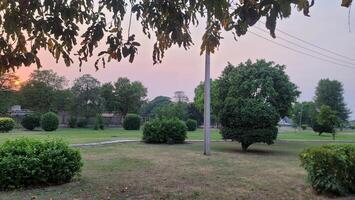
xmin=213 ymin=145 xmax=295 ymax=157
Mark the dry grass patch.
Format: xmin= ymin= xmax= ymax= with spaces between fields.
xmin=1 ymin=141 xmax=355 ymax=200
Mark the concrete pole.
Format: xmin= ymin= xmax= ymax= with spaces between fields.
xmin=204 ymin=49 xmax=211 ymax=156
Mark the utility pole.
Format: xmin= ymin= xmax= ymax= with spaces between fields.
xmin=298 ymin=103 xmax=303 ymax=131
xmin=203 ymin=13 xmax=211 ymax=156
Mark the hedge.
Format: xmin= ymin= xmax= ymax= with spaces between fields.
xmin=299 ymin=144 xmax=355 ymax=195
xmin=41 ymin=112 xmax=59 ymax=132
xmin=143 ymin=118 xmax=187 ymax=144
xmin=0 ymin=138 xmax=82 ymax=190
xmin=186 ymin=119 xmax=197 ymax=131
xmin=0 ymin=118 xmax=15 ymax=133
xmin=21 ymin=113 xmax=41 ymax=130
xmin=123 ymin=114 xmax=141 ymax=130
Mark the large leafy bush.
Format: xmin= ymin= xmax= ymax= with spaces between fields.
xmin=21 ymin=113 xmax=41 ymax=131
xmin=123 ymin=114 xmax=141 ymax=130
xmin=0 ymin=118 xmax=15 ymax=133
xmin=299 ymin=144 xmax=355 ymax=195
xmin=220 ymin=98 xmax=279 ymax=151
xmin=186 ymin=119 xmax=197 ymax=131
xmin=0 ymin=139 xmax=82 ymax=190
xmin=143 ymin=118 xmax=187 ymax=144
xmin=41 ymin=112 xmax=59 ymax=131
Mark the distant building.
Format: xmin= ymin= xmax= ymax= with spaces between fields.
xmin=278 ymin=117 xmax=293 ymax=127
xmin=9 ymin=105 xmax=32 ymax=117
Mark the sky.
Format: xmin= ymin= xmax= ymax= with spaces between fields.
xmin=16 ymin=1 xmax=355 ymax=119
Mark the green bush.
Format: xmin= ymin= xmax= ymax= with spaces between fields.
xmin=220 ymin=98 xmax=279 ymax=151
xmin=68 ymin=117 xmax=77 ymax=128
xmin=186 ymin=119 xmax=197 ymax=131
xmin=123 ymin=114 xmax=141 ymax=130
xmin=301 ymin=124 xmax=307 ymax=130
xmin=94 ymin=114 xmax=104 ymax=130
xmin=21 ymin=113 xmax=41 ymax=130
xmin=77 ymin=119 xmax=87 ymax=128
xmin=299 ymin=144 xmax=355 ymax=195
xmin=0 ymin=138 xmax=82 ymax=190
xmin=41 ymin=112 xmax=59 ymax=132
xmin=0 ymin=118 xmax=15 ymax=133
xmin=143 ymin=118 xmax=187 ymax=144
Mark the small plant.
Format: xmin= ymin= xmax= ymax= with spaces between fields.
xmin=299 ymin=144 xmax=355 ymax=195
xmin=41 ymin=112 xmax=59 ymax=132
xmin=94 ymin=114 xmax=104 ymax=130
xmin=77 ymin=119 xmax=88 ymax=128
xmin=68 ymin=116 xmax=77 ymax=128
xmin=143 ymin=118 xmax=187 ymax=144
xmin=186 ymin=119 xmax=197 ymax=131
xmin=301 ymin=124 xmax=307 ymax=130
xmin=0 ymin=138 xmax=82 ymax=190
xmin=0 ymin=118 xmax=15 ymax=133
xmin=21 ymin=113 xmax=41 ymax=130
xmin=123 ymin=114 xmax=141 ymax=130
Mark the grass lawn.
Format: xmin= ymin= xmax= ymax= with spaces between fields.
xmin=1 ymin=128 xmax=355 ymax=145
xmin=1 ymin=141 xmax=354 ymax=200
xmin=0 ymin=128 xmax=222 ymax=144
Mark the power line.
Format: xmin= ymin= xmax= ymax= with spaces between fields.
xmin=258 ymin=21 xmax=355 ymax=62
xmin=249 ymin=30 xmax=355 ymax=70
xmin=253 ymin=26 xmax=355 ymax=66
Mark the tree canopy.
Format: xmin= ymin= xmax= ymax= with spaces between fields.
xmin=217 ymin=59 xmax=299 ymax=151
xmin=29 ymin=70 xmax=68 ymax=90
xmin=314 ymin=79 xmax=350 ymax=122
xmin=313 ymin=105 xmax=339 ymax=139
xmin=71 ymin=74 xmax=103 ymax=118
xmin=291 ymin=101 xmax=317 ymax=128
xmin=141 ymin=96 xmax=172 ymax=118
xmin=194 ymin=80 xmax=219 ymax=118
xmin=1 ymin=0 xmax=350 ymax=74
xmin=0 ymin=73 xmax=20 ymax=113
xmin=218 ymin=60 xmax=300 ymax=118
xmin=101 ymin=77 xmax=147 ymax=117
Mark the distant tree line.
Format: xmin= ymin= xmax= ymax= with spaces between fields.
xmin=0 ymin=70 xmax=147 ymax=124
xmin=291 ymin=78 xmax=351 ymax=137
xmin=0 ymin=70 xmax=204 ymax=127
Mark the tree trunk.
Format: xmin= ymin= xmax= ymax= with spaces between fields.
xmin=241 ymin=142 xmax=251 ymax=152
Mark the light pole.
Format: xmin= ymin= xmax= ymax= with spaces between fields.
xmin=203 ymin=13 xmax=211 ymax=156
xmin=204 ymin=49 xmax=211 ymax=156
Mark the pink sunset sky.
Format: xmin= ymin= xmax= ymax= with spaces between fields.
xmin=16 ymin=1 xmax=355 ymax=119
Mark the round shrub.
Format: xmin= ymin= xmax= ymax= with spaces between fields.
xmin=299 ymin=144 xmax=355 ymax=195
xmin=123 ymin=114 xmax=141 ymax=130
xmin=0 ymin=138 xmax=82 ymax=190
xmin=186 ymin=119 xmax=197 ymax=131
xmin=41 ymin=112 xmax=59 ymax=132
xmin=220 ymin=98 xmax=279 ymax=151
xmin=143 ymin=118 xmax=187 ymax=144
xmin=21 ymin=113 xmax=41 ymax=130
xmin=0 ymin=118 xmax=15 ymax=133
